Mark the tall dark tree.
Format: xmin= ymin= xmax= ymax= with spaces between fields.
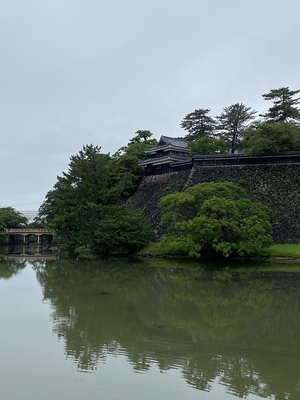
xmin=38 ymin=144 xmax=152 ymax=255
xmin=114 ymin=130 xmax=157 ymax=160
xmin=180 ymin=109 xmax=216 ymax=141
xmin=39 ymin=145 xmax=113 ymax=249
xmin=112 ymin=130 xmax=157 ymax=198
xmin=261 ymin=87 xmax=300 ymax=123
xmin=127 ymin=130 xmax=155 ymax=145
xmin=216 ymin=103 xmax=257 ymax=154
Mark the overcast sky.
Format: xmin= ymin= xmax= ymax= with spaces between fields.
xmin=1 ymin=0 xmax=299 ymax=211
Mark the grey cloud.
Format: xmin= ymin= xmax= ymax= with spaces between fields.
xmin=0 ymin=0 xmax=300 ymax=209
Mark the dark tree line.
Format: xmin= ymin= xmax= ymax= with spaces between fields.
xmin=180 ymin=87 xmax=300 ymax=155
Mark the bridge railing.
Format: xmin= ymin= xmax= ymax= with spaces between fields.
xmin=4 ymin=228 xmax=52 ymax=234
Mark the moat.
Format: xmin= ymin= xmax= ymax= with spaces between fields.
xmin=1 ymin=251 xmax=300 ymax=400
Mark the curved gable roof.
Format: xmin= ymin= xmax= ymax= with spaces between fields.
xmin=158 ymin=135 xmax=188 ymax=148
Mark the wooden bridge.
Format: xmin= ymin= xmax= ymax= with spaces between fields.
xmin=4 ymin=254 xmax=59 ymax=261
xmin=5 ymin=228 xmax=53 ymax=245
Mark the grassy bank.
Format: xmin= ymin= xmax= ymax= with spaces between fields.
xmin=267 ymin=244 xmax=300 ymax=259
xmin=142 ymin=243 xmax=300 ymax=260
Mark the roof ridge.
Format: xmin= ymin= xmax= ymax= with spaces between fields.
xmin=161 ymin=135 xmax=185 ymax=140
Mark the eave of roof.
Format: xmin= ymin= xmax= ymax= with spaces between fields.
xmin=145 ymin=143 xmax=190 ymax=153
xmin=139 ymin=155 xmax=190 ymax=166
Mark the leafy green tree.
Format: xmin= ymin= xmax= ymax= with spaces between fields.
xmin=114 ymin=130 xmax=157 ymax=160
xmin=261 ymin=87 xmax=300 ymax=123
xmin=243 ymin=121 xmax=300 ymax=155
xmin=216 ymin=103 xmax=257 ymax=153
xmin=188 ymin=136 xmax=228 ymax=156
xmin=0 ymin=207 xmax=28 ymax=230
xmin=39 ymin=145 xmax=113 ymax=251
xmin=90 ymin=205 xmax=153 ymax=256
xmin=38 ymin=144 xmax=152 ymax=255
xmin=112 ymin=130 xmax=157 ymax=198
xmin=156 ymin=182 xmax=273 ymax=258
xmin=112 ymin=130 xmax=157 ymax=195
xmin=110 ymin=155 xmax=145 ymax=200
xmin=180 ymin=109 xmax=217 ymax=141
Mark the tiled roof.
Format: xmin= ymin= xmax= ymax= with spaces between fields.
xmin=159 ymin=135 xmax=188 ymax=148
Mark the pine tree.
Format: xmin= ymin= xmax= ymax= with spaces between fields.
xmin=180 ymin=109 xmax=216 ymax=141
xmin=261 ymin=87 xmax=300 ymax=123
xmin=216 ymin=103 xmax=257 ymax=154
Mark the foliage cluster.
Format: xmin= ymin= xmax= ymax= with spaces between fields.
xmin=0 ymin=207 xmax=28 ymax=230
xmin=155 ymin=182 xmax=273 ymax=258
xmin=37 ymin=131 xmax=156 ymax=256
xmin=181 ymin=87 xmax=300 ymax=155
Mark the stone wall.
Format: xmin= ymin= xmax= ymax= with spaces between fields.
xmin=129 ymin=164 xmax=300 ymax=243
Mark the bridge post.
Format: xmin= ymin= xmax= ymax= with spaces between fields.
xmin=36 ymin=234 xmax=42 ymax=245
xmin=4 ymin=228 xmax=53 ymax=246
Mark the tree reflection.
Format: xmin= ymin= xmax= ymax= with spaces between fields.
xmin=0 ymin=258 xmax=26 ymax=279
xmin=34 ymin=259 xmax=300 ymax=399
xmin=157 ymin=267 xmax=273 ymax=340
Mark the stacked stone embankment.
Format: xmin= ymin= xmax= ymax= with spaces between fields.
xmin=128 ymin=164 xmax=300 ymax=244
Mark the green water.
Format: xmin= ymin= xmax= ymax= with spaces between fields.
xmin=0 ymin=255 xmax=300 ymax=400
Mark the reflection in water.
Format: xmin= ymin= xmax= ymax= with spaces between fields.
xmin=0 ymin=257 xmax=26 ymax=278
xmin=31 ymin=259 xmax=300 ymax=399
xmin=0 ymin=244 xmax=58 ymax=279
xmin=1 ymin=243 xmax=57 ymax=254
xmin=0 ymin=245 xmax=59 ymax=263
